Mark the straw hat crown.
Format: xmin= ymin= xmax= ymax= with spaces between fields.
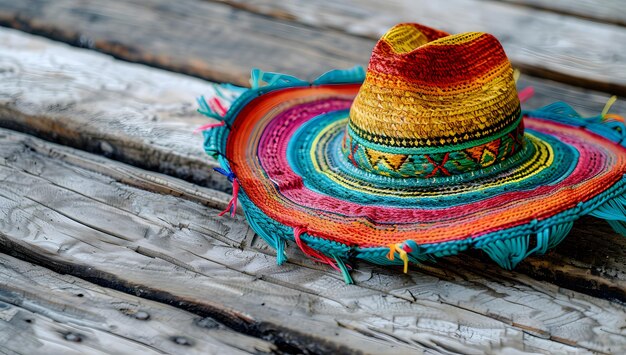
xmin=343 ymin=23 xmax=523 ymax=178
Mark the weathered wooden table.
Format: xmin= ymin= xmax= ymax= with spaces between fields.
xmin=0 ymin=1 xmax=625 ymax=353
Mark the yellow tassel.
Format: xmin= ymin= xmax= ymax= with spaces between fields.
xmin=386 ymin=244 xmax=396 ymax=260
xmin=386 ymin=244 xmax=409 ymax=273
xmin=513 ymin=69 xmax=520 ymax=84
xmin=601 ymin=95 xmax=618 ymax=119
xmin=399 ymin=249 xmax=409 ymax=273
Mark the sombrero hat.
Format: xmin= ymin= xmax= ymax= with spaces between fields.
xmin=198 ymin=23 xmax=626 ymax=284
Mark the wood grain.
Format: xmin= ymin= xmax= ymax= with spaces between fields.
xmin=0 ymin=253 xmax=274 ymax=354
xmin=0 ymin=128 xmax=625 ymax=353
xmin=0 ymin=0 xmax=371 ymax=86
xmin=0 ymin=27 xmax=234 ymax=191
xmin=0 ymin=27 xmax=624 ymax=196
xmin=490 ymin=0 xmax=626 ymax=26
xmin=213 ymin=0 xmax=626 ymax=95
xmin=0 ymin=306 xmax=163 ymax=355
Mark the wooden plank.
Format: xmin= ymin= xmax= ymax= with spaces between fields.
xmin=212 ymin=0 xmax=626 ymax=95
xmin=0 ymin=1 xmax=624 ymax=94
xmin=0 ymin=306 xmax=163 ymax=355
xmin=517 ymin=76 xmax=626 ymax=116
xmin=0 ymin=27 xmax=624 ymax=196
xmin=0 ymin=253 xmax=274 ymax=354
xmin=1 ymin=129 xmax=625 ymax=353
xmin=0 ymin=130 xmax=404 ymax=355
xmin=491 ymin=0 xmax=626 ymax=27
xmin=1 ymin=27 xmax=626 ymax=300
xmin=0 ymin=27 xmax=235 ymax=191
xmin=0 ymin=0 xmax=371 ymax=85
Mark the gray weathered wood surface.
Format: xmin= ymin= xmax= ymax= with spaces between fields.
xmin=491 ymin=0 xmax=626 ymax=26
xmin=1 ymin=27 xmax=626 ymax=304
xmin=1 ymin=128 xmax=625 ymax=353
xmin=0 ymin=0 xmax=371 ymax=86
xmin=1 ymin=1 xmax=625 ymax=353
xmin=0 ymin=0 xmax=626 ymax=94
xmin=0 ymin=27 xmax=229 ymax=191
xmin=0 ymin=254 xmax=275 ymax=354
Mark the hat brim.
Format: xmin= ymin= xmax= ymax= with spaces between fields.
xmin=204 ymin=74 xmax=626 ymax=270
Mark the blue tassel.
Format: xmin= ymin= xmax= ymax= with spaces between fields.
xmin=526 ymin=222 xmax=573 ymax=256
xmin=589 ymin=195 xmax=626 ymax=221
xmin=249 ymin=68 xmax=264 ymax=89
xmin=196 ymin=96 xmax=224 ymax=119
xmin=247 ymin=218 xmax=288 ymax=265
xmin=213 ymin=167 xmax=236 ymax=182
xmin=607 ymin=220 xmax=626 ymax=235
xmin=479 ymin=220 xmax=576 ymax=269
xmin=216 ymin=83 xmax=248 ymax=98
xmin=275 ymin=238 xmax=287 ymax=265
xmin=332 ymin=255 xmax=354 ymax=285
xmin=203 ymin=125 xmax=230 ymax=159
xmin=249 ymin=68 xmax=308 ymax=89
xmin=589 ymin=195 xmax=626 ymax=236
xmin=479 ymin=235 xmax=529 ymax=270
xmin=545 ymin=222 xmax=574 ymax=250
xmin=530 ymin=228 xmax=550 ymax=255
xmin=313 ymin=66 xmax=366 ymax=85
xmin=526 ymin=101 xmax=626 ymax=147
xmin=526 ymin=102 xmax=582 ymax=120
